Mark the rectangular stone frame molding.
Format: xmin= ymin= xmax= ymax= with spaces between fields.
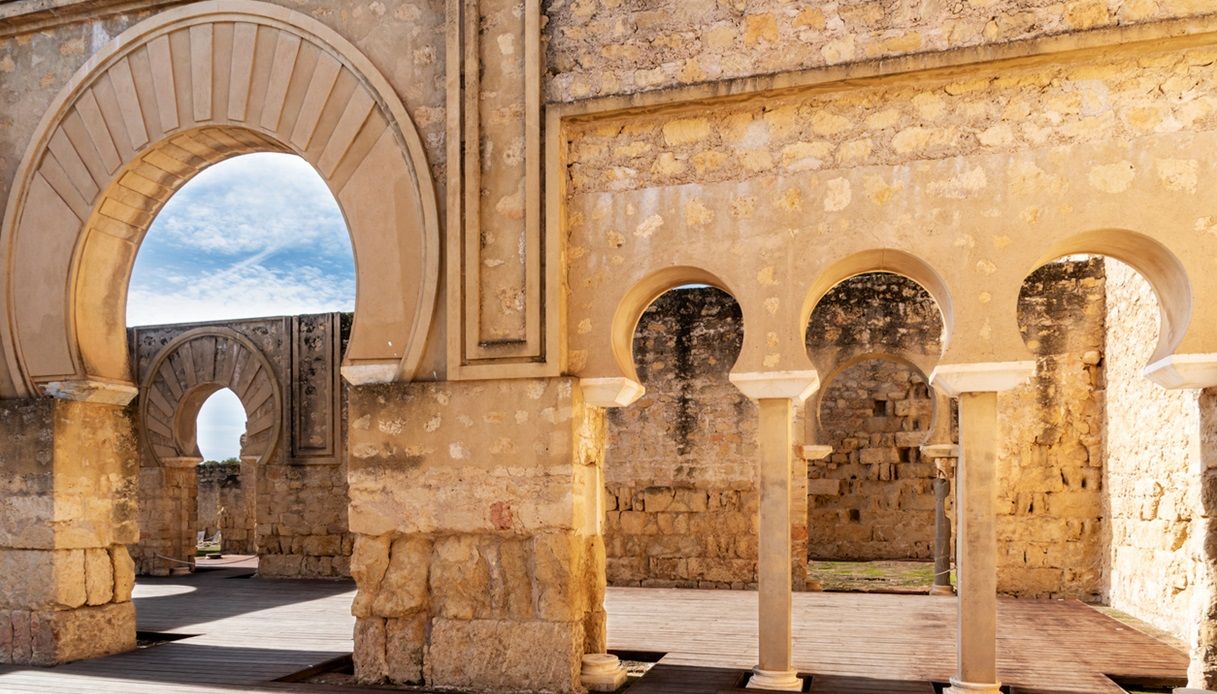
xmin=445 ymin=0 xmax=558 ymax=379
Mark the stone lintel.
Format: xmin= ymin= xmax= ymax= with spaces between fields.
xmin=341 ymin=361 xmax=400 ymax=386
xmin=40 ymin=379 xmax=137 ymax=406
xmin=580 ymin=377 xmax=645 ymax=408
xmin=729 ymin=370 xmax=819 ymax=402
xmin=161 ymin=456 xmax=202 ymax=469
xmin=800 ymin=444 xmax=833 ymax=461
xmin=929 ymin=362 xmax=1035 ymax=397
xmin=1143 ymin=353 xmax=1217 ymax=389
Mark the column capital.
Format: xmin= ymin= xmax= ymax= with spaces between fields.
xmin=41 ymin=379 xmax=138 ymax=406
xmin=920 ymin=443 xmax=959 ymax=460
xmin=1143 ymin=353 xmax=1217 ymax=389
xmin=800 ymin=444 xmax=833 ymax=461
xmin=729 ymin=370 xmax=819 ymax=402
xmin=929 ymin=361 xmax=1034 ymax=397
xmin=580 ymin=377 xmax=645 ymax=408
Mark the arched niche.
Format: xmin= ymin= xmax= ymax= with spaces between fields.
xmin=0 ymin=0 xmax=440 ymax=400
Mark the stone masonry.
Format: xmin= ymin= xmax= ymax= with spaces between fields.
xmin=196 ymin=460 xmax=255 ymax=555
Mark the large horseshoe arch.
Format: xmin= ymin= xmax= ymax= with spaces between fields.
xmin=0 ymin=0 xmax=440 ymax=400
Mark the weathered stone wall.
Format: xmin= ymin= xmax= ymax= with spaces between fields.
xmin=196 ymin=460 xmax=255 ymax=555
xmin=811 ymin=358 xmax=936 ymax=560
xmin=546 ymin=0 xmax=1217 ymax=101
xmin=1104 ymin=258 xmax=1203 ymax=639
xmin=608 ymin=268 xmax=1107 ymax=598
xmin=0 ymin=398 xmax=137 ymax=664
xmin=347 ymin=378 xmax=605 ymax=693
xmin=603 ymin=288 xmax=781 ymax=589
xmin=806 ymin=273 xmax=942 ymax=562
xmin=130 ymin=313 xmax=352 ymax=578
xmin=996 ymin=259 xmax=1106 ymax=600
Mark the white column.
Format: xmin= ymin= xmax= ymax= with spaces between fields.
xmin=931 ymin=362 xmax=1033 ymax=694
xmin=731 ymin=371 xmax=819 ymax=692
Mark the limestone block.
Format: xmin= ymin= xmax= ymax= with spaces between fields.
xmin=351 ymin=535 xmax=391 ymax=618
xmin=27 ymin=602 xmax=134 ymax=665
xmin=426 ymin=618 xmax=583 ymax=693
xmin=533 ymin=532 xmax=581 ymax=622
xmin=84 ymin=548 xmax=113 ymax=606
xmin=354 ymin=617 xmax=388 ymax=683
xmin=430 ymin=535 xmax=489 ymax=620
xmin=371 ymin=536 xmax=431 ymax=618
xmin=807 ymin=478 xmax=840 ymax=496
xmin=111 ymin=546 xmax=134 ymax=603
xmin=385 ymin=615 xmax=426 ymax=684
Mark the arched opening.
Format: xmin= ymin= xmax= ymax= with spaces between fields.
xmin=804 ymin=271 xmax=951 ymax=593
xmin=128 ymin=151 xmax=354 ymax=580
xmin=1013 ymin=249 xmax=1193 ymax=649
xmin=194 ymin=388 xmax=248 ymax=557
xmin=603 ymin=284 xmax=760 ymax=590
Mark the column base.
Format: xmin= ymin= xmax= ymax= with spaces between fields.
xmin=929 ymin=584 xmax=956 ymax=596
xmin=946 ymin=677 xmax=1002 ymax=694
xmin=580 ymin=653 xmax=628 ymax=692
xmin=747 ymin=667 xmax=804 ymax=691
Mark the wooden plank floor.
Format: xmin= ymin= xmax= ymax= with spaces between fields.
xmin=0 ymin=571 xmax=1188 ymax=693
xmin=0 ymin=565 xmax=359 ymax=693
xmin=608 ymin=588 xmax=1188 ymax=694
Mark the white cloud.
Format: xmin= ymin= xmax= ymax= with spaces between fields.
xmin=127 ymin=263 xmax=355 ymax=326
xmin=150 ymin=152 xmax=348 ymax=256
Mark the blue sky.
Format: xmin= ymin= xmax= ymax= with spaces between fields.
xmin=128 ymin=153 xmax=355 ymax=460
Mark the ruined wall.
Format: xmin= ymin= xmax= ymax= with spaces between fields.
xmin=812 ymin=358 xmax=936 ymax=560
xmin=196 ymin=460 xmax=255 ymax=555
xmin=130 ymin=313 xmax=352 ymax=578
xmin=546 ymin=0 xmax=1217 ymax=101
xmin=1104 ymin=258 xmax=1203 ymax=639
xmin=346 ymin=378 xmax=605 ymax=693
xmin=603 ymin=288 xmax=782 ymax=589
xmin=997 ymin=259 xmax=1106 ymax=600
xmin=806 ymin=273 xmax=942 ymax=562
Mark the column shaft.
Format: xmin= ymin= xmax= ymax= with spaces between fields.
xmin=749 ymin=397 xmax=802 ymax=690
xmin=952 ymin=392 xmax=1000 ymax=692
xmin=932 ymin=473 xmax=953 ymax=594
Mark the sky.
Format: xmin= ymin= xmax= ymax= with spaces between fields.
xmin=127 ymin=153 xmax=355 ymax=460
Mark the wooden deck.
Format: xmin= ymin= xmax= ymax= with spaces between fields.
xmin=0 ymin=568 xmax=1188 ymax=693
xmin=608 ymin=588 xmax=1188 ymax=693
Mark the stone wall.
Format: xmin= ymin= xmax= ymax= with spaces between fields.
xmin=607 ymin=268 xmax=1108 ymax=598
xmin=196 ymin=460 xmax=255 ymax=555
xmin=545 ymin=0 xmax=1217 ymax=102
xmin=130 ymin=313 xmax=352 ymax=578
xmin=996 ymin=259 xmax=1107 ymax=600
xmin=1104 ymin=258 xmax=1203 ymax=639
xmin=347 ymin=378 xmax=605 ymax=693
xmin=811 ymin=358 xmax=936 ymax=560
xmin=806 ymin=273 xmax=943 ymax=562
xmin=0 ymin=398 xmax=137 ymax=664
xmin=602 ymin=288 xmax=809 ymax=590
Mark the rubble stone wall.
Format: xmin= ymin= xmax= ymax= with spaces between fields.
xmin=545 ymin=0 xmax=1217 ymax=102
xmin=1104 ymin=258 xmax=1203 ymax=639
xmin=196 ymin=461 xmax=256 ymax=555
xmin=996 ymin=259 xmax=1107 ymax=600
